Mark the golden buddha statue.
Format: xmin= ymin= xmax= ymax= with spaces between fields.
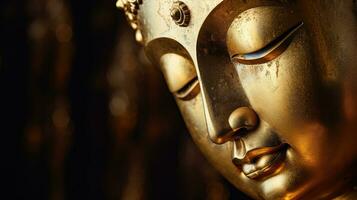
xmin=117 ymin=0 xmax=357 ymax=199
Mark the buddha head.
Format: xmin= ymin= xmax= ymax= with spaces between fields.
xmin=118 ymin=0 xmax=357 ymax=199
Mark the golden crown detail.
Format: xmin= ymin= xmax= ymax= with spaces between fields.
xmin=116 ymin=0 xmax=191 ymax=43
xmin=116 ymin=0 xmax=143 ymax=43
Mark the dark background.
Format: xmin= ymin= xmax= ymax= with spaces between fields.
xmin=1 ymin=0 xmax=250 ymax=199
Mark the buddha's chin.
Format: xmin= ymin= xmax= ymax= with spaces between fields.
xmin=258 ymin=174 xmax=337 ymax=200
xmin=259 ymin=170 xmax=303 ymax=200
xmin=253 ymin=149 xmax=300 ymax=199
xmin=247 ymin=148 xmax=314 ymax=200
xmin=250 ymin=149 xmax=336 ymax=200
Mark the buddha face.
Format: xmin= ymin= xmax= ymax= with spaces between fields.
xmin=129 ymin=0 xmax=357 ymax=199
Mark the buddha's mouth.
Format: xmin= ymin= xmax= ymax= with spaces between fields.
xmin=233 ymin=143 xmax=288 ymax=180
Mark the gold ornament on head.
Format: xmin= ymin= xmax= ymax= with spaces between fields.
xmin=170 ymin=1 xmax=190 ymax=27
xmin=116 ymin=0 xmax=143 ymax=43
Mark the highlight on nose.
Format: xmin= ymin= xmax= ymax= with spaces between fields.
xmin=228 ymin=107 xmax=258 ymax=133
xmin=208 ymin=107 xmax=259 ymax=144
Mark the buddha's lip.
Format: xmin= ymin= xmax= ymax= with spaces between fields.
xmin=243 ymin=143 xmax=287 ymax=164
xmin=233 ymin=143 xmax=288 ymax=179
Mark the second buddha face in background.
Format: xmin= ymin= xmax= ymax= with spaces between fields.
xmin=132 ymin=0 xmax=357 ymax=199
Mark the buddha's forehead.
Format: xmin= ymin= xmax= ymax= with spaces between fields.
xmin=138 ymin=0 xmax=296 ymax=59
xmin=139 ymin=0 xmax=223 ymax=56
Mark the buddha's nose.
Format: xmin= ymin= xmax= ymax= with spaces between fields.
xmin=208 ymin=107 xmax=258 ymax=144
xmin=228 ymin=107 xmax=258 ymax=133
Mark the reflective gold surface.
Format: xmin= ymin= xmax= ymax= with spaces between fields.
xmin=120 ymin=0 xmax=357 ymax=199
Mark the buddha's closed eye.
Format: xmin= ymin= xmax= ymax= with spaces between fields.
xmin=231 ymin=22 xmax=303 ymax=65
xmin=174 ymin=76 xmax=200 ymax=100
xmin=158 ymin=53 xmax=200 ymax=101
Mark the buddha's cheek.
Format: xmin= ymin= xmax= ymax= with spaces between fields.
xmin=234 ymin=32 xmax=320 ymax=147
xmin=175 ymin=94 xmax=261 ymax=200
xmin=175 ymin=94 xmax=234 ymax=175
